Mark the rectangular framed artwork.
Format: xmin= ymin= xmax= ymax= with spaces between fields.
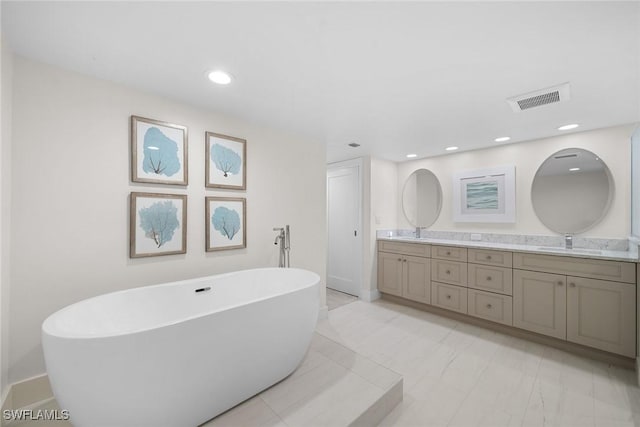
xmin=131 ymin=115 xmax=188 ymax=185
xmin=130 ymin=192 xmax=187 ymax=258
xmin=205 ymin=132 xmax=246 ymax=190
xmin=206 ymin=197 xmax=246 ymax=251
xmin=453 ymin=166 xmax=516 ymax=223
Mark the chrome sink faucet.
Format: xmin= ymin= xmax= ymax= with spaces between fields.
xmin=415 ymin=227 xmax=422 ymax=238
xmin=565 ymin=234 xmax=573 ymax=249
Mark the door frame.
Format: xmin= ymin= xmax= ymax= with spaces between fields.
xmin=326 ymin=158 xmax=363 ymax=298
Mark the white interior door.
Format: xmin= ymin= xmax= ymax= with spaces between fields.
xmin=327 ymin=162 xmax=361 ymax=296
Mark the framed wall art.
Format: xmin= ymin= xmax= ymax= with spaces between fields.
xmin=205 ymin=132 xmax=246 ymax=190
xmin=453 ymin=166 xmax=516 ymax=223
xmin=130 ymin=192 xmax=187 ymax=258
xmin=206 ymin=197 xmax=246 ymax=251
xmin=131 ymin=116 xmax=188 ymax=185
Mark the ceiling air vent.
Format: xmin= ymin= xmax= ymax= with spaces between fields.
xmin=507 ymin=82 xmax=570 ymax=112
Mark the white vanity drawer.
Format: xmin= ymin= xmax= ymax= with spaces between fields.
xmin=468 ymin=248 xmax=513 ymax=268
xmin=467 ymin=289 xmax=513 ymax=326
xmin=468 ymin=264 xmax=513 ymax=295
xmin=431 ymin=259 xmax=467 ymax=287
xmin=431 ymin=282 xmax=467 ymax=314
xmin=431 ymin=245 xmax=468 ymax=262
xmin=513 ymin=252 xmax=636 ymax=284
xmin=378 ymin=241 xmax=430 ymax=258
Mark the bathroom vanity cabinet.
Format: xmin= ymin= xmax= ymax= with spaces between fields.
xmin=513 ymin=252 xmax=636 ymax=357
xmin=377 ymin=241 xmax=431 ymax=304
xmin=378 ymin=239 xmax=638 ymax=359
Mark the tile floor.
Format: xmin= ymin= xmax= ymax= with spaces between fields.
xmin=327 ymin=288 xmax=358 ymax=311
xmin=202 ymin=333 xmax=401 ymax=427
xmin=317 ymin=299 xmax=640 ymax=427
xmin=10 ymin=332 xmax=401 ymax=427
xmin=12 ymin=297 xmax=640 ymax=427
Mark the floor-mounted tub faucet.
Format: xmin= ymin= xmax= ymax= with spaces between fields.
xmin=273 ymin=226 xmax=291 ymax=267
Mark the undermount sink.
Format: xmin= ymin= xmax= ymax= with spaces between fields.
xmin=535 ymin=246 xmax=603 ymax=255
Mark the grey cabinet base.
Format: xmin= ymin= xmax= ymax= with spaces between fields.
xmin=379 ymin=292 xmax=635 ymax=370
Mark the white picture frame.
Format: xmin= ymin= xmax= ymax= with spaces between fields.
xmin=453 ymin=166 xmax=515 ymax=223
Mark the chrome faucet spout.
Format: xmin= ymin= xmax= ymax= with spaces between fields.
xmin=565 ymin=234 xmax=573 ymax=249
xmin=273 ymin=227 xmax=290 ymax=267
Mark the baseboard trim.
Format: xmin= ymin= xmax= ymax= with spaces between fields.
xmin=359 ymin=289 xmax=381 ymax=302
xmin=1 ymin=374 xmax=52 ymax=415
xmin=381 ymin=293 xmax=636 ymax=370
xmin=1 ymin=387 xmax=12 ymax=426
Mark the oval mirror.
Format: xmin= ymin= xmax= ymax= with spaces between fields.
xmin=402 ymin=169 xmax=443 ymax=228
xmin=531 ymin=148 xmax=613 ymax=234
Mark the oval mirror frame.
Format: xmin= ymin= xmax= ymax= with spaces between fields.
xmin=402 ymin=169 xmax=443 ymax=228
xmin=531 ymin=148 xmax=614 ymax=234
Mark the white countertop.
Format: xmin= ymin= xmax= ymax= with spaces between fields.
xmin=378 ymin=236 xmax=639 ymax=263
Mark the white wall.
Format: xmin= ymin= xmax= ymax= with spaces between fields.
xmin=363 ymin=158 xmax=397 ymax=297
xmin=1 ymin=37 xmax=13 ymax=400
xmin=10 ymin=57 xmax=327 ymax=384
xmin=632 ymin=126 xmax=640 ymax=238
xmin=397 ymin=124 xmax=636 ymax=238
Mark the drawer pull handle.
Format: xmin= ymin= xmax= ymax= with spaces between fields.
xmin=446 ymin=251 xmax=451 ymax=255
xmin=398 ymin=258 xmax=402 ymax=262
xmin=486 ymin=255 xmax=492 ymax=260
xmin=403 ymin=259 xmax=407 ymax=262
xmin=446 ymin=270 xmax=451 ymax=274
xmin=557 ymin=281 xmax=563 ymax=286
xmin=446 ymin=295 xmax=451 ymax=299
xmin=570 ymin=282 xmax=576 ymax=287
xmin=486 ymin=303 xmax=492 ymax=309
xmin=486 ymin=276 xmax=492 ymax=281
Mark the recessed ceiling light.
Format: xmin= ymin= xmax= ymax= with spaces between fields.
xmin=569 ymin=167 xmax=580 ymax=172
xmin=348 ymin=142 xmax=360 ymax=148
xmin=558 ymin=123 xmax=579 ymax=131
xmin=494 ymin=136 xmax=511 ymax=142
xmin=208 ymin=70 xmax=232 ymax=85
xmin=406 ymin=154 xmax=417 ymax=158
xmin=445 ymin=146 xmax=459 ymax=151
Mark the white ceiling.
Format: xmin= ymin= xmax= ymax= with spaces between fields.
xmin=3 ymin=1 xmax=639 ymax=163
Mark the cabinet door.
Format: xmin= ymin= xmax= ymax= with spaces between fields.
xmin=403 ymin=255 xmax=431 ymax=304
xmin=431 ymin=281 xmax=467 ymax=314
xmin=468 ymin=249 xmax=513 ymax=268
xmin=431 ymin=259 xmax=467 ymax=287
xmin=377 ymin=252 xmax=403 ymax=297
xmin=467 ymin=289 xmax=513 ymax=326
xmin=567 ymin=277 xmax=636 ymax=357
xmin=431 ymin=245 xmax=467 ymax=262
xmin=513 ymin=269 xmax=566 ymax=339
xmin=468 ymin=264 xmax=513 ymax=295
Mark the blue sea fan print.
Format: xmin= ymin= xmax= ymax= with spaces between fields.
xmin=211 ymin=144 xmax=241 ymax=177
xmin=212 ymin=207 xmax=241 ymax=240
xmin=139 ymin=201 xmax=179 ymax=247
xmin=143 ymin=127 xmax=181 ymax=177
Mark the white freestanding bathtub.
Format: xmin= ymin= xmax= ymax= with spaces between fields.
xmin=42 ymin=268 xmax=320 ymax=427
